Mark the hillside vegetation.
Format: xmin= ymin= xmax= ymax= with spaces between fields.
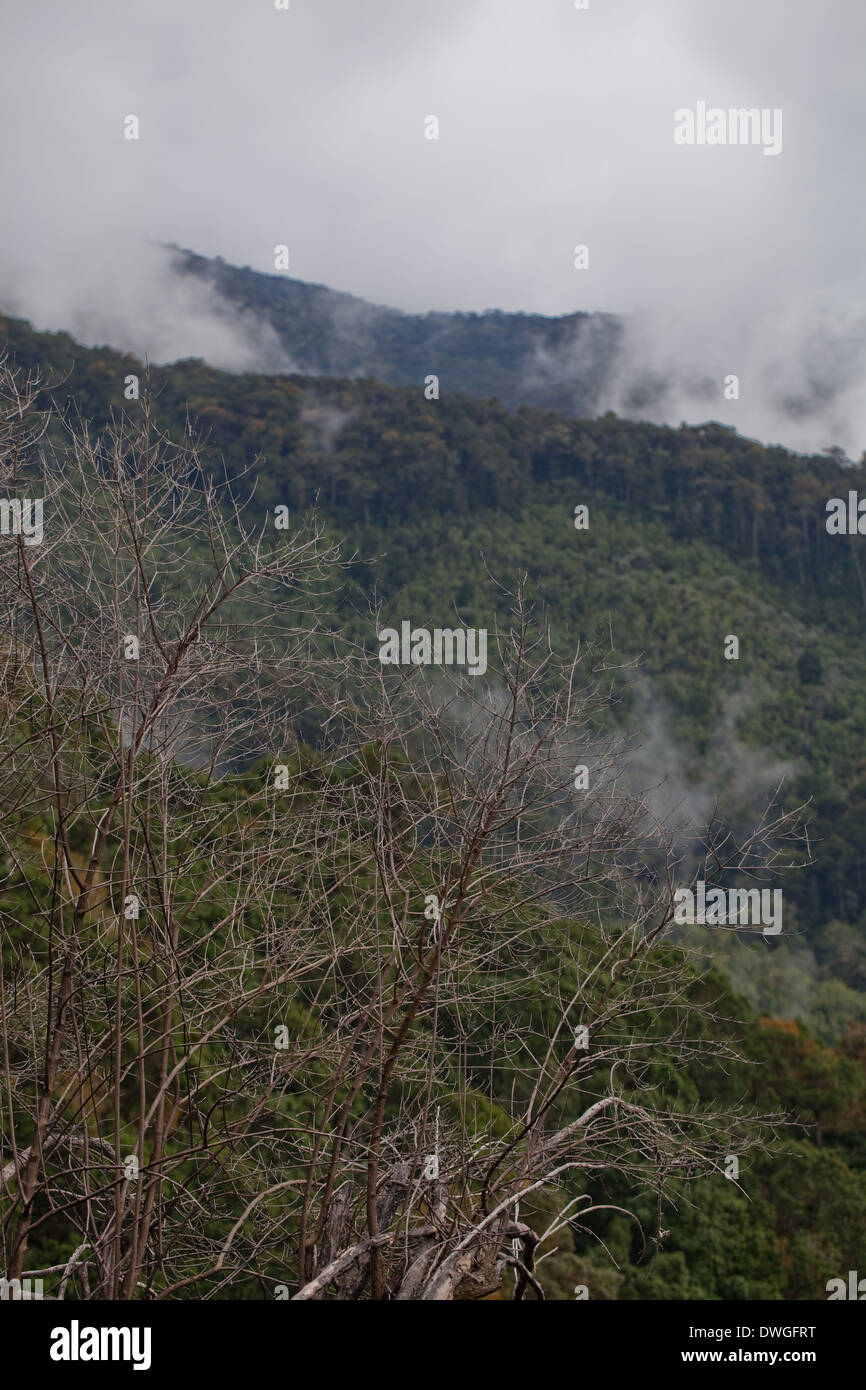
xmin=3 ymin=315 xmax=866 ymax=1299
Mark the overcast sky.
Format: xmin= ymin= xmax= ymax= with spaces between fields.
xmin=1 ymin=0 xmax=864 ymax=453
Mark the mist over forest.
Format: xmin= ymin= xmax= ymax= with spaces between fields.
xmin=1 ymin=0 xmax=864 ymax=1349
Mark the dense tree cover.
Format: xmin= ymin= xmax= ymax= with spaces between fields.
xmin=3 ymin=316 xmax=866 ymax=1298
xmin=4 ymin=312 xmax=866 ymax=1036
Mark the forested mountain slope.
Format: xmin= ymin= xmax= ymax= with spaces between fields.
xmin=4 ymin=310 xmax=866 ymax=1037
xmin=5 ymin=312 xmax=866 ymax=1300
xmin=169 ymin=246 xmax=623 ymax=418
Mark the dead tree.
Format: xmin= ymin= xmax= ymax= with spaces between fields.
xmin=0 ymin=358 xmax=808 ymax=1299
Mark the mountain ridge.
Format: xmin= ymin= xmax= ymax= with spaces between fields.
xmin=168 ymin=244 xmax=624 ymax=416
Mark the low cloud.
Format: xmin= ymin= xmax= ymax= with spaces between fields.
xmin=0 ymin=241 xmax=297 ymax=375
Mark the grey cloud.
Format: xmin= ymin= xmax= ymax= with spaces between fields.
xmin=1 ymin=0 xmax=864 ymax=451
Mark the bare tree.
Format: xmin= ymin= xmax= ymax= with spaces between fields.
xmin=0 ymin=358 xmax=343 ymax=1296
xmin=287 ymin=598 xmax=808 ymax=1300
xmin=0 ymin=358 xmax=808 ymax=1300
